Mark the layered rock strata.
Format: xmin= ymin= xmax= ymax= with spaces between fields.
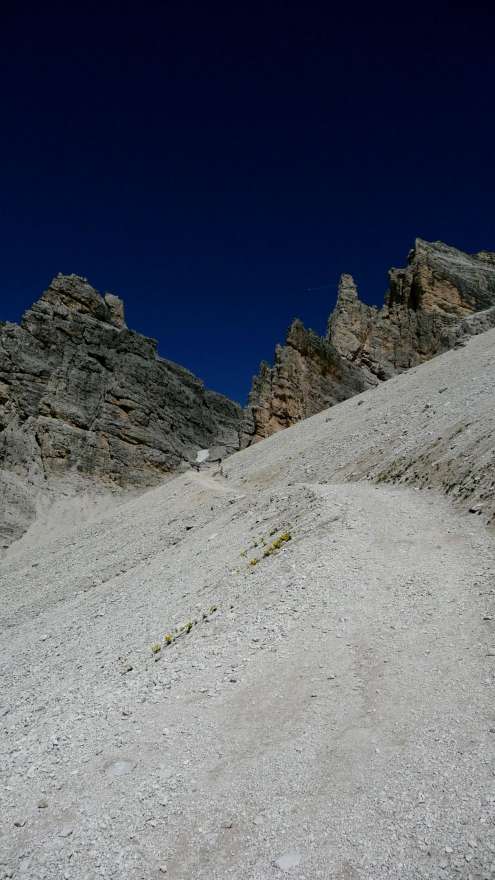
xmin=244 ymin=239 xmax=495 ymax=443
xmin=241 ymin=319 xmax=373 ymax=443
xmin=0 ymin=274 xmax=242 ymax=548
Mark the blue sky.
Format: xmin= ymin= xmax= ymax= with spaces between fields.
xmin=1 ymin=2 xmax=494 ymax=402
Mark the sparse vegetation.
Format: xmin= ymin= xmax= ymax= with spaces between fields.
xmin=247 ymin=530 xmax=292 ymax=566
xmin=152 ymin=605 xmax=219 ymax=653
xmin=263 ymin=531 xmax=291 ymax=556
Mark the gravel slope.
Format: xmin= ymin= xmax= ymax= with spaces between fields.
xmin=1 ymin=330 xmax=495 ymax=880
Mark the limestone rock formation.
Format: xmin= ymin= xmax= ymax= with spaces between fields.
xmin=242 ymin=319 xmax=373 ymax=444
xmin=245 ymin=239 xmax=495 ymax=443
xmin=0 ymin=274 xmax=242 ymax=548
xmin=329 ymin=238 xmax=495 ymax=381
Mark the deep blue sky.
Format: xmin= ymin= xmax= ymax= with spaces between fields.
xmin=1 ymin=2 xmax=494 ymax=403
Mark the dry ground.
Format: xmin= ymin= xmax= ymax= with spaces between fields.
xmin=1 ymin=331 xmax=495 ymax=879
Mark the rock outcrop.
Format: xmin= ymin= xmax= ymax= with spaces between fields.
xmin=0 ymin=274 xmax=242 ymax=548
xmin=241 ymin=319 xmax=373 ymax=444
xmin=329 ymin=238 xmax=495 ymax=381
xmin=4 ymin=239 xmax=495 ymax=546
xmin=244 ymin=239 xmax=495 ymax=443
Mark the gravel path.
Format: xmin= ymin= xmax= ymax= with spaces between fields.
xmin=1 ymin=332 xmax=495 ymax=879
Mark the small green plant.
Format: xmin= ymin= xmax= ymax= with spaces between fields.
xmin=153 ymin=606 xmax=218 ymax=655
xmin=274 ymin=531 xmax=291 ymax=548
xmin=246 ymin=530 xmax=292 ymax=567
xmin=262 ymin=531 xmax=292 ymax=557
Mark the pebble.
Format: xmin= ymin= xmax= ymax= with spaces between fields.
xmin=106 ymin=759 xmax=135 ymax=777
xmin=37 ymin=799 xmax=48 ymax=809
xmin=59 ymin=826 xmax=73 ymax=838
xmin=274 ymin=849 xmax=302 ymax=871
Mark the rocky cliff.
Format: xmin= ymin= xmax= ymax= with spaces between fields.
xmin=3 ymin=239 xmax=495 ymax=547
xmin=241 ymin=318 xmax=372 ymax=443
xmin=244 ymin=239 xmax=495 ymax=443
xmin=0 ymin=274 xmax=242 ymax=548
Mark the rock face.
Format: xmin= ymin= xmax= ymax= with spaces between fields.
xmin=0 ymin=274 xmax=242 ymax=548
xmin=244 ymin=239 xmax=495 ymax=443
xmin=4 ymin=239 xmax=495 ymax=546
xmin=329 ymin=238 xmax=495 ymax=381
xmin=242 ymin=319 xmax=373 ymax=444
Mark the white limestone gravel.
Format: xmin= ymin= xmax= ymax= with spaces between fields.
xmin=1 ymin=330 xmax=495 ymax=879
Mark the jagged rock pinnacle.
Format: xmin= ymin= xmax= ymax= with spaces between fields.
xmin=336 ymin=273 xmax=359 ymax=303
xmin=244 ymin=239 xmax=495 ymax=444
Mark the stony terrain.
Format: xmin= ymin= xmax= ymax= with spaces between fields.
xmin=3 ymin=239 xmax=495 ymax=552
xmin=0 ymin=275 xmax=242 ymax=549
xmin=245 ymin=239 xmax=495 ymax=443
xmin=1 ymin=328 xmax=495 ymax=880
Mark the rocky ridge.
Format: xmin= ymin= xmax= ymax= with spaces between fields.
xmin=0 ymin=274 xmax=242 ymax=549
xmin=244 ymin=239 xmax=495 ymax=443
xmin=3 ymin=238 xmax=495 ymax=548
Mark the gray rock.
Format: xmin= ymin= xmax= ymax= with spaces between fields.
xmin=329 ymin=238 xmax=495 ymax=382
xmin=105 ymin=758 xmax=136 ymax=776
xmin=242 ymin=319 xmax=372 ymax=444
xmin=244 ymin=239 xmax=495 ymax=444
xmin=59 ymin=825 xmax=73 ymax=838
xmin=0 ymin=274 xmax=243 ymax=548
xmin=273 ymin=849 xmax=302 ymax=871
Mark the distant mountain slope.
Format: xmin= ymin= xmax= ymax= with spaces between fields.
xmin=244 ymin=239 xmax=495 ymax=443
xmin=0 ymin=274 xmax=242 ymax=548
